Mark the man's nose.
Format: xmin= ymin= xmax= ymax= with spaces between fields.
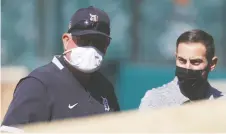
xmin=185 ymin=62 xmax=192 ymax=70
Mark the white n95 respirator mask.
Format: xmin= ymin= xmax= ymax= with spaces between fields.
xmin=63 ymin=46 xmax=103 ymax=73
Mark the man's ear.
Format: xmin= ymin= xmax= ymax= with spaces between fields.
xmin=62 ymin=33 xmax=72 ymax=50
xmin=209 ymin=56 xmax=218 ymax=71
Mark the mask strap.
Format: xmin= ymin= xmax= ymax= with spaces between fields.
xmin=62 ymin=48 xmax=73 ymax=64
xmin=62 ymin=41 xmax=73 ymax=63
xmin=63 ymin=34 xmax=74 ymax=55
xmin=63 ymin=49 xmax=72 ymax=55
xmin=63 ymin=54 xmax=71 ymax=64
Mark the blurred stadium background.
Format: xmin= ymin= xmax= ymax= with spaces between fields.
xmin=1 ymin=0 xmax=226 ymax=120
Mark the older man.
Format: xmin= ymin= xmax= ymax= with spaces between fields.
xmin=1 ymin=6 xmax=120 ymax=129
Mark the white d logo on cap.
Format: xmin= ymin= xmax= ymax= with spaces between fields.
xmin=89 ymin=13 xmax=98 ymax=22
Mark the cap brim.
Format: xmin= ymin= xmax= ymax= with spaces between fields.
xmin=70 ymin=30 xmax=111 ymax=39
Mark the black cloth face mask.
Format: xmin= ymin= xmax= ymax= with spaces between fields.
xmin=175 ymin=66 xmax=209 ymax=100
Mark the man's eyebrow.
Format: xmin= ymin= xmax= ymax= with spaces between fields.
xmin=189 ymin=57 xmax=204 ymax=60
xmin=177 ymin=56 xmax=186 ymax=60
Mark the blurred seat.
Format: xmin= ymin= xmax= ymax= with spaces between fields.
xmin=20 ymin=99 xmax=226 ymax=133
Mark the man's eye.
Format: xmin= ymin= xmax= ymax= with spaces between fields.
xmin=190 ymin=60 xmax=202 ymax=65
xmin=179 ymin=59 xmax=186 ymax=64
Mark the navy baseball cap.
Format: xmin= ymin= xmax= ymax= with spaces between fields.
xmin=68 ymin=6 xmax=111 ymax=38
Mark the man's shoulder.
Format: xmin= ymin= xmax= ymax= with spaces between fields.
xmin=30 ymin=62 xmax=57 ymax=75
xmin=14 ymin=63 xmax=54 ymax=91
xmin=143 ymin=77 xmax=178 ymax=96
xmin=29 ymin=55 xmax=65 ymax=75
xmin=212 ymin=88 xmax=226 ymax=100
xmin=139 ymin=78 xmax=179 ymax=109
xmin=17 ymin=62 xmax=61 ymax=89
xmin=209 ymin=85 xmax=226 ymax=99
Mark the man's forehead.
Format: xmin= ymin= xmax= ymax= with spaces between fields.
xmin=177 ymin=55 xmax=205 ymax=60
xmin=176 ymin=43 xmax=207 ymax=60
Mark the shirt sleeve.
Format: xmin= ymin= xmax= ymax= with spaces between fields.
xmin=1 ymin=77 xmax=51 ymax=127
xmin=139 ymin=89 xmax=159 ymax=110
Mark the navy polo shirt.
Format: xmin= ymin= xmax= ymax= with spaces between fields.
xmin=2 ymin=56 xmax=120 ymax=126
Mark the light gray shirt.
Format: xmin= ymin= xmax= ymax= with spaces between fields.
xmin=139 ymin=77 xmax=225 ymax=109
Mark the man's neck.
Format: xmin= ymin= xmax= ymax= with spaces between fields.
xmin=190 ymin=81 xmax=210 ymax=100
